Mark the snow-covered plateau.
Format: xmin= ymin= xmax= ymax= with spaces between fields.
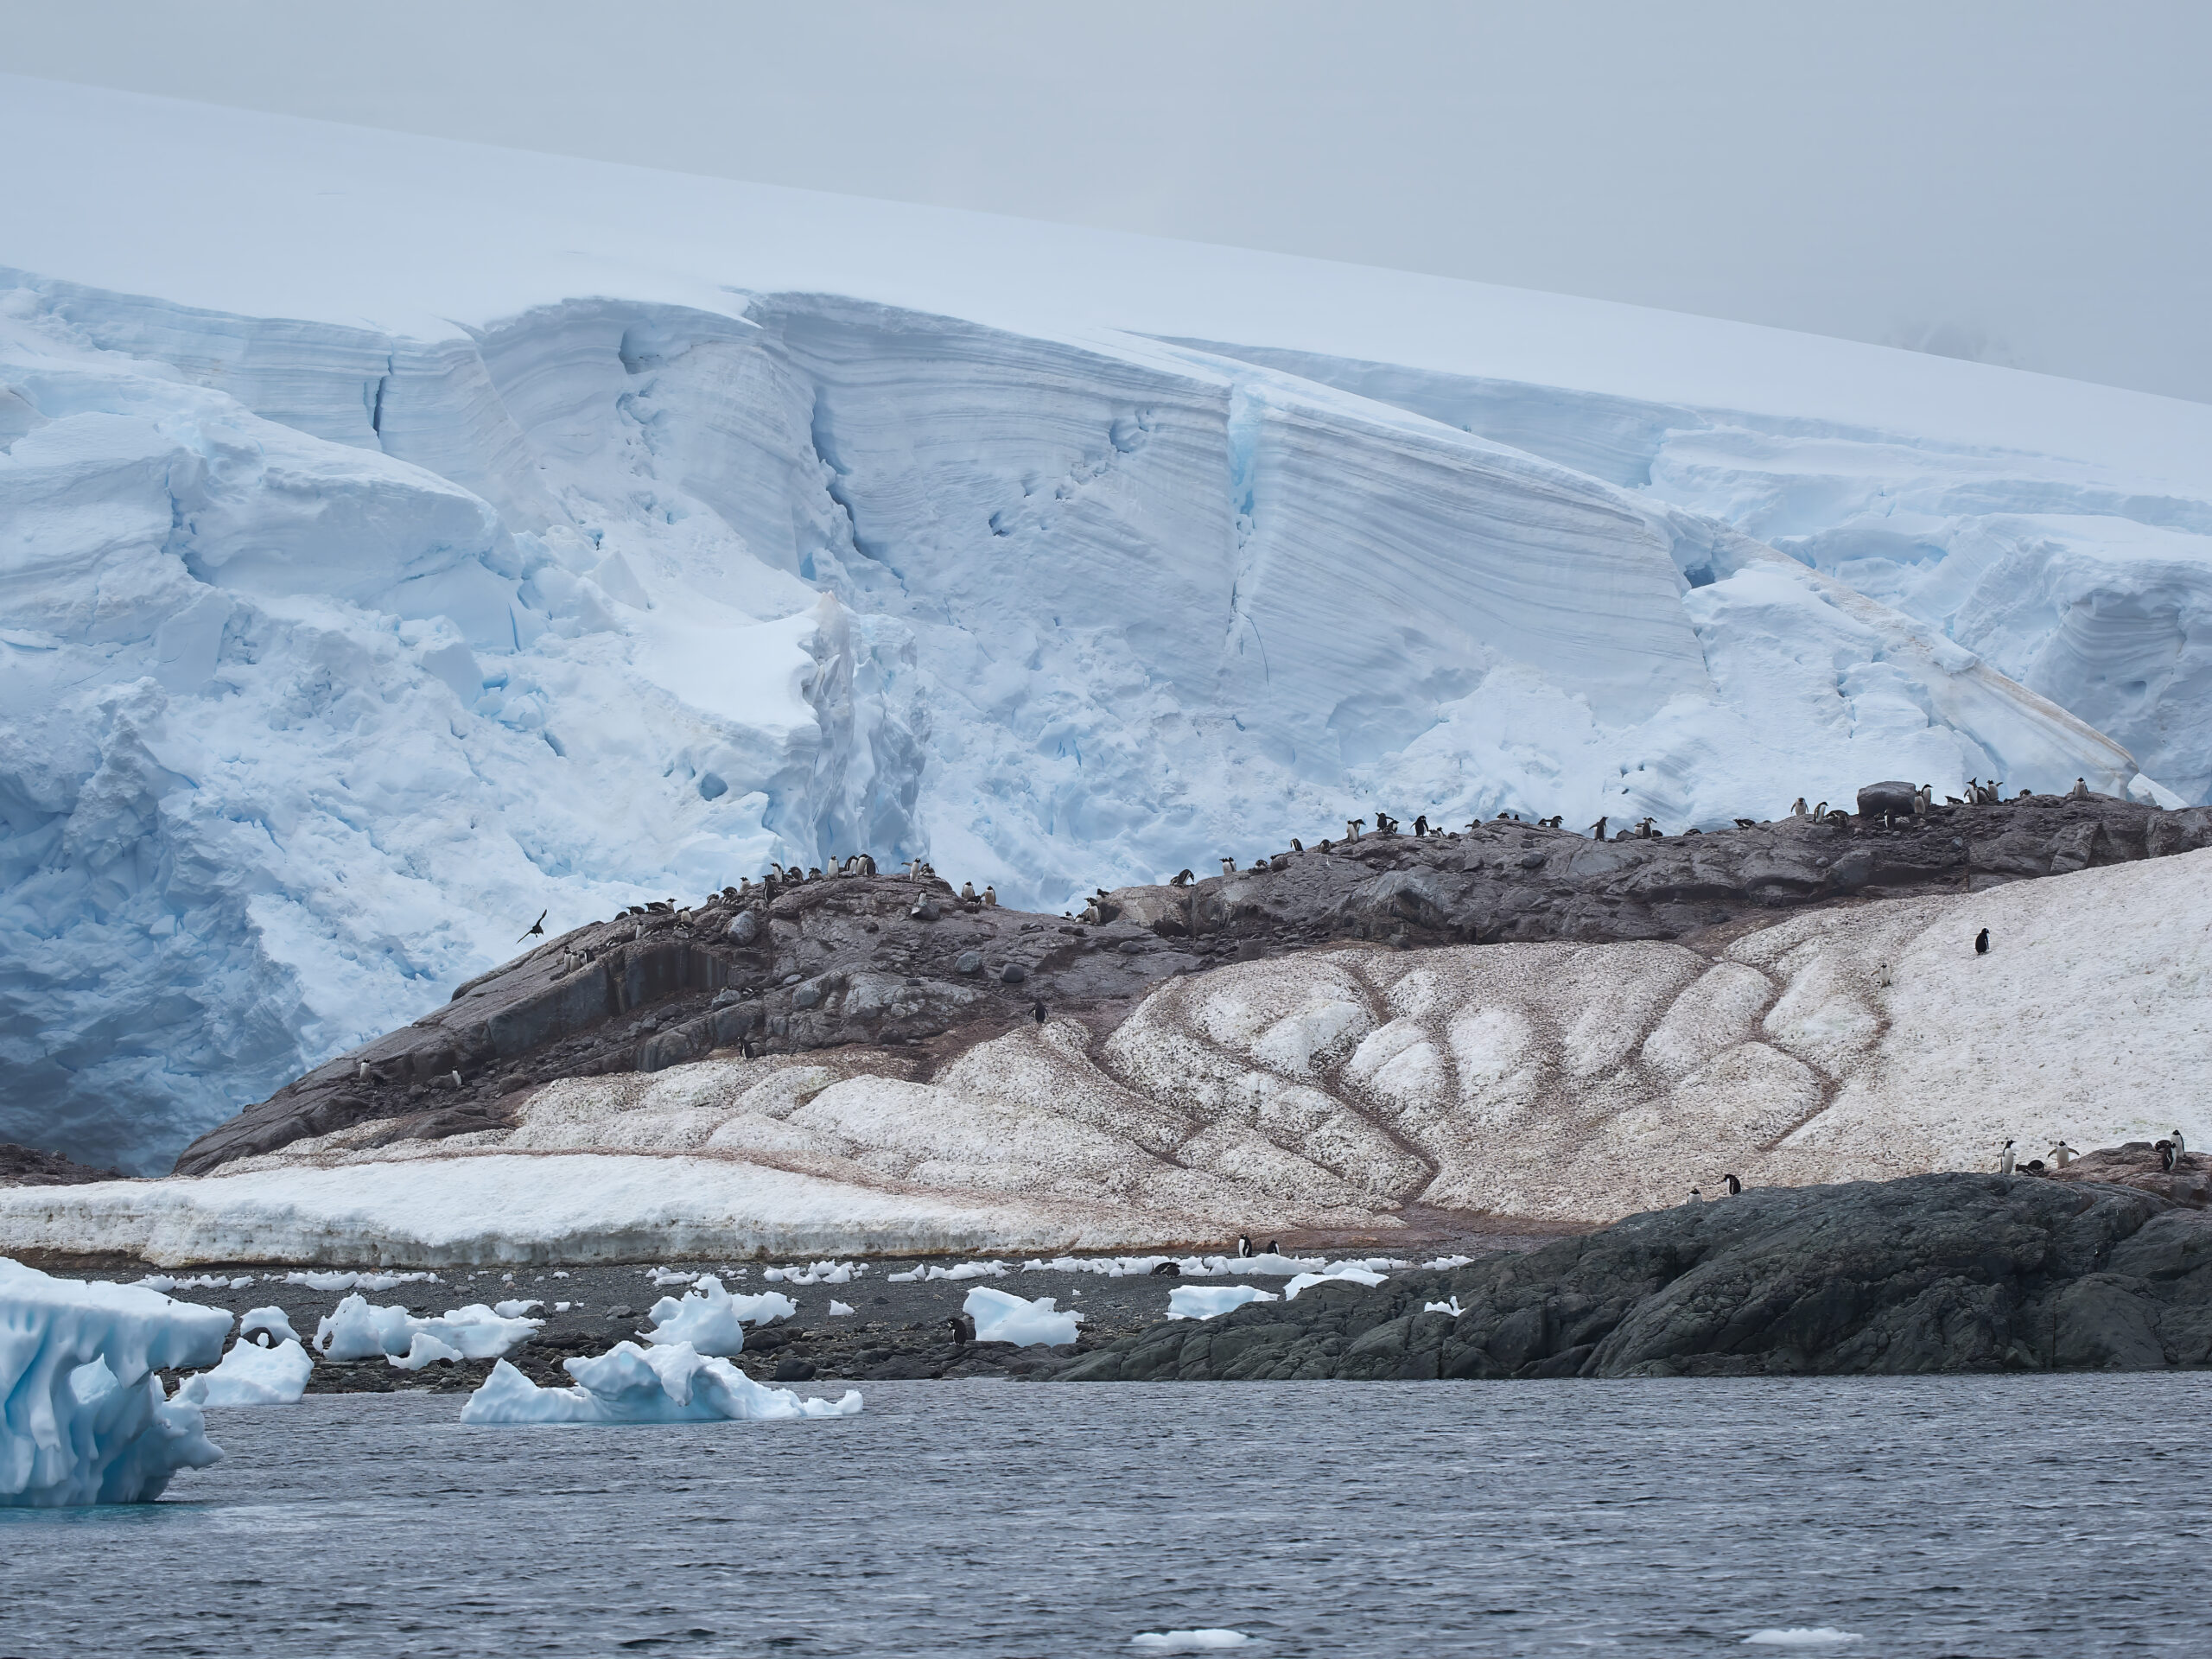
xmin=4 ymin=849 xmax=2206 ymax=1263
xmin=4 ymin=77 xmax=2212 ymax=1173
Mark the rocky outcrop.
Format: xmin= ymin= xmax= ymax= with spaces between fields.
xmin=175 ymin=792 xmax=2212 ymax=1176
xmin=0 ymin=1143 xmax=120 ymax=1187
xmin=1059 ymin=1173 xmax=2212 ymax=1379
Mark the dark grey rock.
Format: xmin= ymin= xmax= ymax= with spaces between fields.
xmin=772 ymin=1357 xmax=817 ymax=1382
xmin=1857 ymin=780 xmax=1919 ymax=817
xmin=1059 ymin=1173 xmax=2212 ymax=1381
xmin=1000 ymin=963 xmax=1027 ymax=984
xmin=956 ymin=950 xmax=983 ymax=974
xmin=792 ymin=984 xmax=822 ymax=1010
xmin=727 ymin=911 xmax=760 ymax=945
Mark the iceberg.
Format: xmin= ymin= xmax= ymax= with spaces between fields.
xmin=0 ymin=1256 xmax=230 ymax=1505
xmin=963 ymin=1287 xmax=1083 ymax=1347
xmin=460 ymin=1340 xmax=861 ymax=1425
xmin=312 ymin=1294 xmax=540 ymax=1365
xmin=175 ymin=1337 xmax=314 ymax=1406
xmin=2 ymin=76 xmax=2200 ymax=1179
xmin=1166 ymin=1285 xmax=1279 ymax=1321
xmin=638 ymin=1275 xmax=795 ymax=1357
xmin=238 ymin=1305 xmax=302 ymax=1344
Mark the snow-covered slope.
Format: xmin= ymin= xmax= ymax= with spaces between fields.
xmin=2 ymin=76 xmax=2205 ymax=1172
xmin=8 ymin=849 xmax=2208 ymax=1265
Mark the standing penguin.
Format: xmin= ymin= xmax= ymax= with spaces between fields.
xmin=1723 ymin=1173 xmax=1742 ymax=1195
xmin=1236 ymin=1234 xmax=1253 ymax=1258
xmin=2175 ymin=1128 xmax=2190 ymax=1166
xmin=1998 ymin=1139 xmax=2016 ymax=1176
xmin=1033 ymin=999 xmax=1047 ymax=1027
xmin=1975 ymin=927 xmax=1990 ymax=955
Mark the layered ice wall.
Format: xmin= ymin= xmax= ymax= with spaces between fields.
xmin=0 ymin=1257 xmax=230 ymax=1504
xmin=1 ymin=80 xmax=2205 ymax=1173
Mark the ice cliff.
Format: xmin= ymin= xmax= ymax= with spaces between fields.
xmin=3 ymin=76 xmax=2209 ymax=1172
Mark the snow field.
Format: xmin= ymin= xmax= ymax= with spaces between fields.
xmin=0 ymin=1256 xmax=230 ymax=1504
xmin=460 ymin=1340 xmax=861 ymax=1426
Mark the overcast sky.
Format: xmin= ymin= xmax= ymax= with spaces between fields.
xmin=6 ymin=1 xmax=2206 ymax=403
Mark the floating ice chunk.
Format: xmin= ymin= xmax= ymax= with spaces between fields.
xmin=1 ymin=1257 xmax=231 ymax=1505
xmin=964 ymin=1287 xmax=1083 ymax=1346
xmin=639 ymin=1276 xmax=795 ymax=1356
xmin=1422 ymin=1297 xmax=1465 ymax=1318
xmin=1421 ymin=1255 xmax=1474 ymax=1271
xmin=238 ymin=1305 xmax=302 ymax=1345
xmin=312 ymin=1294 xmax=539 ymax=1363
xmin=283 ymin=1270 xmax=438 ymax=1293
xmin=1130 ymin=1632 xmax=1252 ymax=1651
xmin=1744 ymin=1632 xmax=1863 ymax=1648
xmin=765 ymin=1260 xmax=860 ymax=1285
xmin=1281 ymin=1268 xmax=1389 ymax=1301
xmin=493 ymin=1299 xmax=543 ymax=1319
xmin=460 ymin=1340 xmax=862 ymax=1425
xmin=1166 ymin=1285 xmax=1280 ymax=1321
xmin=175 ymin=1338 xmax=314 ymax=1405
xmin=827 ymin=1300 xmax=855 ymax=1317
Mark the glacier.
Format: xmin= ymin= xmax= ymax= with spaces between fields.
xmin=3 ymin=76 xmax=2210 ymax=1173
xmin=0 ymin=1256 xmax=230 ymax=1504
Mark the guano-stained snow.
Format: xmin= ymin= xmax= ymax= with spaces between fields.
xmin=2 ymin=76 xmax=2206 ymax=1173
xmin=4 ymin=850 xmax=2206 ymax=1262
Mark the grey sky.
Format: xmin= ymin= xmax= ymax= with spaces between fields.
xmin=4 ymin=1 xmax=2206 ymax=402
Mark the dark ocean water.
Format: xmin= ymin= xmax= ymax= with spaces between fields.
xmin=3 ymin=1376 xmax=2204 ymax=1657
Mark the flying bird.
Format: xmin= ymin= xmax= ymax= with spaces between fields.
xmin=518 ymin=910 xmax=547 ymax=942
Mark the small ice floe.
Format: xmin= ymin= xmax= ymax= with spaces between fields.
xmin=963 ymin=1287 xmax=1082 ymax=1345
xmin=1166 ymin=1285 xmax=1279 ymax=1321
xmin=238 ymin=1305 xmax=302 ymax=1345
xmin=1281 ymin=1268 xmax=1389 ymax=1301
xmin=174 ymin=1338 xmax=315 ymax=1406
xmin=313 ymin=1295 xmax=541 ymax=1368
xmin=765 ymin=1260 xmax=861 ymax=1285
xmin=1744 ymin=1630 xmax=1863 ymax=1647
xmin=828 ymin=1300 xmax=855 ymax=1317
xmin=283 ymin=1270 xmax=437 ymax=1294
xmin=1422 ymin=1255 xmax=1474 ymax=1271
xmin=1422 ymin=1297 xmax=1465 ymax=1318
xmin=460 ymin=1340 xmax=862 ymax=1425
xmin=647 ymin=1268 xmax=698 ymax=1287
xmin=1129 ymin=1631 xmax=1251 ymax=1651
xmin=638 ymin=1276 xmax=796 ymax=1357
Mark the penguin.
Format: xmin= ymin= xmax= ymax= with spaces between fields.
xmin=1170 ymin=869 xmax=1194 ymax=888
xmin=1237 ymin=1234 xmax=1253 ymax=1258
xmin=1915 ymin=785 xmax=1931 ymax=815
xmin=1789 ymin=798 xmax=1808 ymax=817
xmin=1588 ymin=816 xmax=1608 ymax=841
xmin=1263 ymin=1240 xmax=1279 ymax=1255
xmin=1811 ymin=802 xmax=1827 ymax=821
xmin=961 ymin=881 xmax=976 ymax=902
xmin=449 ymin=1070 xmax=463 ymax=1090
xmin=1033 ymin=999 xmax=1047 ymax=1026
xmin=1375 ymin=812 xmax=1398 ymax=836
xmin=1723 ymin=1173 xmax=1742 ymax=1195
xmin=1290 ymin=838 xmax=1304 ymax=853
xmin=1637 ymin=817 xmax=1656 ymax=839
xmin=982 ymin=886 xmax=997 ymax=906
xmin=2159 ymin=1140 xmax=2177 ymax=1173
xmin=1998 ymin=1138 xmax=2016 ymax=1176
xmin=2069 ymin=777 xmax=2089 ymax=800
xmin=1734 ymin=818 xmax=1758 ymax=829
xmin=1975 ymin=927 xmax=1990 ymax=955
xmin=1414 ymin=815 xmax=1430 ymax=838
xmin=2048 ymin=1141 xmax=2076 ymax=1168
xmin=357 ymin=1059 xmax=371 ymax=1082
xmin=1688 ymin=1187 xmax=1704 ymax=1203
xmin=1149 ymin=1261 xmax=1181 ymax=1276
xmin=1220 ymin=857 xmax=1236 ymax=877
xmin=2175 ymin=1128 xmax=2189 ymax=1163
xmin=947 ymin=1312 xmax=976 ymax=1346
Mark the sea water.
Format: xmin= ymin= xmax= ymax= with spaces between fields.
xmin=2 ymin=1376 xmax=2202 ymax=1656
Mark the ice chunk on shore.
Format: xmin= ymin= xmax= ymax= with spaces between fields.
xmin=238 ymin=1306 xmax=302 ymax=1345
xmin=827 ymin=1300 xmax=855 ymax=1317
xmin=389 ymin=1332 xmax=466 ymax=1371
xmin=460 ymin=1340 xmax=861 ymax=1425
xmin=1423 ymin=1297 xmax=1465 ymax=1318
xmin=136 ymin=1274 xmax=255 ymax=1291
xmin=175 ymin=1337 xmax=314 ymax=1405
xmin=1166 ymin=1285 xmax=1280 ymax=1321
xmin=765 ymin=1260 xmax=860 ymax=1285
xmin=284 ymin=1270 xmax=438 ymax=1293
xmin=312 ymin=1294 xmax=539 ymax=1365
xmin=1 ymin=1257 xmax=230 ymax=1505
xmin=639 ymin=1276 xmax=796 ymax=1356
xmin=964 ymin=1287 xmax=1083 ymax=1346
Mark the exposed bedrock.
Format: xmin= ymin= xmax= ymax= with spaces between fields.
xmin=1060 ymin=1172 xmax=2212 ymax=1380
xmin=176 ymin=793 xmax=2212 ymax=1177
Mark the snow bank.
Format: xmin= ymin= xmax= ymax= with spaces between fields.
xmin=312 ymin=1294 xmax=539 ymax=1365
xmin=460 ymin=1340 xmax=861 ymax=1426
xmin=1166 ymin=1285 xmax=1280 ymax=1321
xmin=764 ymin=1260 xmax=860 ymax=1285
xmin=175 ymin=1338 xmax=314 ymax=1406
xmin=964 ymin=1287 xmax=1083 ymax=1347
xmin=283 ymin=1270 xmax=437 ymax=1293
xmin=638 ymin=1276 xmax=794 ymax=1357
xmin=3 ymin=76 xmax=2193 ymax=1177
xmin=0 ymin=1257 xmax=229 ymax=1505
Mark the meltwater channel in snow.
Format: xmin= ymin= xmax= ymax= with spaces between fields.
xmin=3 ymin=76 xmax=2209 ymax=1173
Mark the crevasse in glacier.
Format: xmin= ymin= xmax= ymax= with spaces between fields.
xmin=3 ymin=81 xmax=2207 ymax=1175
xmin=0 ymin=1256 xmax=230 ymax=1504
